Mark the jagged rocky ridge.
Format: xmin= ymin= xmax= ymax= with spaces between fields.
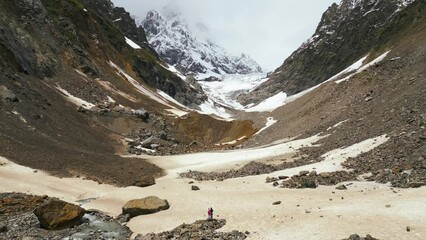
xmin=239 ymin=0 xmax=420 ymax=105
xmin=142 ymin=10 xmax=263 ymax=79
xmin=0 ymin=0 xmax=205 ymax=108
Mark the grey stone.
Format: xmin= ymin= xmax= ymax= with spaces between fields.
xmin=122 ymin=196 xmax=170 ymax=218
xmin=349 ymin=234 xmax=361 ymax=240
xmin=300 ymin=178 xmax=319 ymax=189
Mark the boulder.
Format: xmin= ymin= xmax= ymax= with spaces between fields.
xmin=300 ymin=178 xmax=319 ymax=189
xmin=272 ymin=201 xmax=281 ymax=205
xmin=133 ymin=176 xmax=156 ymax=187
xmin=33 ymin=199 xmax=86 ymax=230
xmin=122 ymin=196 xmax=170 ymax=217
xmin=299 ymin=170 xmax=310 ymax=176
xmin=349 ymin=234 xmax=361 ymax=240
xmin=191 ymin=185 xmax=200 ymax=191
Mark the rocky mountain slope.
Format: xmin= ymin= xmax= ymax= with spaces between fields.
xmin=239 ymin=0 xmax=420 ymax=105
xmin=142 ymin=10 xmax=263 ymax=79
xmin=240 ymin=0 xmax=425 ymax=188
xmin=0 ymin=0 xmax=255 ymax=186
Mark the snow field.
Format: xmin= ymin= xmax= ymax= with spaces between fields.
xmin=1 ymin=133 xmax=424 ymax=240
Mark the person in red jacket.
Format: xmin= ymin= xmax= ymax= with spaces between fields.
xmin=207 ymin=208 xmax=212 ymax=220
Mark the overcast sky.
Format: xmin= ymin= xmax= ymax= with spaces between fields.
xmin=112 ymin=0 xmax=338 ymax=71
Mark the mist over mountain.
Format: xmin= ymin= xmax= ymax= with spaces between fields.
xmin=142 ymin=10 xmax=263 ymax=79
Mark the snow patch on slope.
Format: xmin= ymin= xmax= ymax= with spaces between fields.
xmin=108 ymin=61 xmax=191 ymax=117
xmin=160 ymin=63 xmax=186 ymax=80
xmin=125 ymin=37 xmax=141 ymax=49
xmin=245 ymin=92 xmax=288 ymax=112
xmin=55 ymin=85 xmax=95 ymax=109
xmin=327 ymin=55 xmax=368 ymax=82
xmin=255 ymin=117 xmax=278 ymax=135
xmin=243 ymin=50 xmax=391 ymax=113
xmin=335 ymin=50 xmax=390 ymax=83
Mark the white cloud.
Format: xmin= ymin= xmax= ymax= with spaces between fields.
xmin=112 ymin=0 xmax=337 ymax=71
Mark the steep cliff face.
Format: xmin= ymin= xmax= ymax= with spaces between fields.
xmin=239 ymin=0 xmax=421 ymax=105
xmin=142 ymin=10 xmax=263 ymax=79
xmin=0 ymin=0 xmax=205 ymax=108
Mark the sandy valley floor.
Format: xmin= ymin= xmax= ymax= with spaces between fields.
xmin=1 ymin=134 xmax=425 ymax=240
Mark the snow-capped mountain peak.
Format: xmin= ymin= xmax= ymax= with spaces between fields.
xmin=142 ymin=10 xmax=263 ymax=79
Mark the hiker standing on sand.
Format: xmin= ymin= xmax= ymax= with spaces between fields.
xmin=207 ymin=208 xmax=211 ymax=220
xmin=210 ymin=207 xmax=214 ymax=220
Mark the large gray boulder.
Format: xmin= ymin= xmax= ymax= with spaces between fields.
xmin=33 ymin=199 xmax=86 ymax=230
xmin=122 ymin=196 xmax=169 ymax=218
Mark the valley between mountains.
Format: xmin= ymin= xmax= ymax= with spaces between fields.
xmin=0 ymin=0 xmax=425 ymax=239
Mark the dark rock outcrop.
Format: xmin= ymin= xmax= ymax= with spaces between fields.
xmin=135 ymin=219 xmax=247 ymax=240
xmin=33 ymin=199 xmax=86 ymax=230
xmin=281 ymin=171 xmax=356 ymax=189
xmin=1 ymin=193 xmax=131 ymax=239
xmin=344 ymin=234 xmax=379 ymax=240
xmin=240 ymin=0 xmax=423 ymax=105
